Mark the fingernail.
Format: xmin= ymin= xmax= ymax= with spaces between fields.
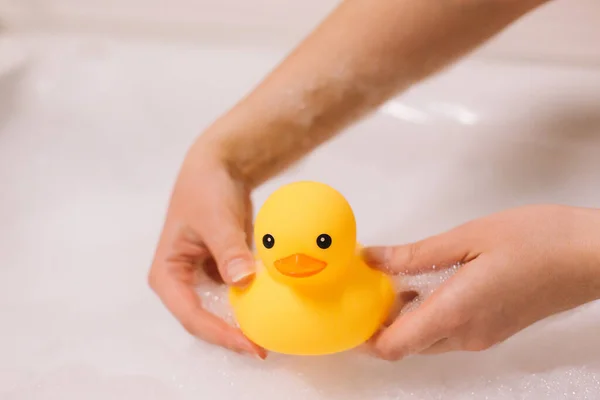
xmin=228 ymin=258 xmax=255 ymax=284
xmin=235 ymin=337 xmax=266 ymax=360
xmin=252 ymin=343 xmax=268 ymax=360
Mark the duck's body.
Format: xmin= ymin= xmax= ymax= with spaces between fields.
xmin=229 ymin=181 xmax=396 ymax=356
xmin=230 ymin=248 xmax=394 ymax=355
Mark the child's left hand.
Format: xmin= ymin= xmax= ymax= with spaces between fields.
xmin=363 ymin=205 xmax=600 ymax=361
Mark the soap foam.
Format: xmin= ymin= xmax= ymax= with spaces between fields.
xmin=397 ymin=263 xmax=461 ymax=313
xmin=198 ymin=263 xmax=462 ymax=322
xmin=198 ymin=280 xmax=236 ymax=326
xmin=193 ymin=265 xmax=600 ymax=400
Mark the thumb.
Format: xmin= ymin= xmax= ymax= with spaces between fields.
xmin=363 ymin=227 xmax=473 ymax=275
xmin=371 ymin=295 xmax=449 ymax=361
xmin=200 ymin=206 xmax=256 ymax=286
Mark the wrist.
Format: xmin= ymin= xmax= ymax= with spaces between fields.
xmin=193 ymin=96 xmax=328 ymax=189
xmin=189 ymin=115 xmax=288 ymax=190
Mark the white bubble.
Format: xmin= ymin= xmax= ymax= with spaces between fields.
xmin=190 ymin=263 xmax=600 ymax=399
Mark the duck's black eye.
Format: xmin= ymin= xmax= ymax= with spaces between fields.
xmin=262 ymin=234 xmax=275 ymax=249
xmin=316 ymin=234 xmax=332 ymax=249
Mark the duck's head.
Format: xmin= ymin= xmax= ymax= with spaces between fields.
xmin=254 ymin=181 xmax=357 ymax=287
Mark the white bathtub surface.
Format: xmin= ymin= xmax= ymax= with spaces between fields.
xmin=2 ymin=32 xmax=600 ymax=399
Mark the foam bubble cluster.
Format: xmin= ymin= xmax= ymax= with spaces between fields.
xmin=198 ymin=280 xmax=236 ymax=326
xmin=198 ymin=263 xmax=462 ymax=321
xmin=397 ymin=263 xmax=461 ymax=313
xmin=193 ymin=264 xmax=600 ymax=400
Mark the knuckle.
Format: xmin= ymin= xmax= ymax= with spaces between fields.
xmin=147 ymin=267 xmax=160 ymax=291
xmin=214 ymin=241 xmax=253 ymax=269
xmin=374 ymin=346 xmax=404 ymax=362
xmin=372 ymin=340 xmax=406 ymax=362
xmin=391 ymin=242 xmax=420 ymax=269
xmin=180 ymin=319 xmax=196 ymax=336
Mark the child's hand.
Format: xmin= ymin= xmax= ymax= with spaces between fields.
xmin=364 ymin=205 xmax=600 ymax=361
xmin=148 ymin=139 xmax=266 ymax=359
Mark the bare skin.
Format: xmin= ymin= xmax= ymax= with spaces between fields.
xmin=149 ymin=0 xmax=550 ymax=358
xmin=363 ymin=205 xmax=600 ymax=360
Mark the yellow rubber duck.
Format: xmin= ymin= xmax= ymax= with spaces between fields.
xmin=229 ymin=181 xmax=395 ymax=356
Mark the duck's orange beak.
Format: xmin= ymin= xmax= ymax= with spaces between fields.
xmin=274 ymin=254 xmax=327 ymax=278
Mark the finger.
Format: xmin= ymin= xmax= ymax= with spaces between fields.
xmin=243 ymin=197 xmax=255 ymax=248
xmin=200 ymin=258 xmax=225 ymax=285
xmin=383 ymin=290 xmax=419 ymax=326
xmin=362 ymin=226 xmax=476 ymax=275
xmin=172 ymin=165 xmax=256 ymax=286
xmin=177 ymin=176 xmax=256 ymax=286
xmin=199 ymin=206 xmax=256 ymax=285
xmin=419 ymin=337 xmax=458 ymax=355
xmin=370 ymin=297 xmax=450 ymax=361
xmin=164 ymin=226 xmax=223 ymax=284
xmin=150 ymin=268 xmax=267 ymax=359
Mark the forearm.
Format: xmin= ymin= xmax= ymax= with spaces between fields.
xmin=579 ymin=207 xmax=600 ymax=303
xmin=202 ymin=0 xmax=547 ymax=187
